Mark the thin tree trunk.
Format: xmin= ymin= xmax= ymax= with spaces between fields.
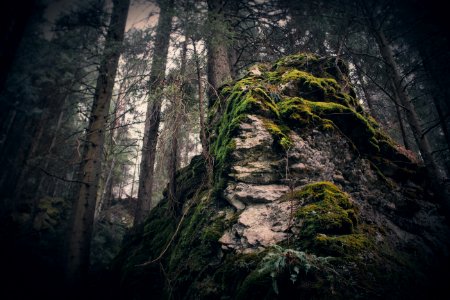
xmin=98 ymin=73 xmax=129 ymax=215
xmin=352 ymin=59 xmax=374 ymax=112
xmin=96 ymin=158 xmax=115 ymax=219
xmin=419 ymin=48 xmax=450 ymax=157
xmin=193 ymin=40 xmax=213 ymax=186
xmin=30 ymin=107 xmax=66 ymax=221
xmin=368 ymin=9 xmax=449 ymax=213
xmin=206 ymin=0 xmax=232 ymax=106
xmin=12 ymin=117 xmax=45 ymax=200
xmin=0 ymin=1 xmax=36 ymax=93
xmin=389 ymin=79 xmax=412 ymax=150
xmin=431 ymin=95 xmax=450 ymax=153
xmin=167 ymin=120 xmax=179 ymax=212
xmin=134 ymin=0 xmax=174 ymax=225
xmin=65 ymin=0 xmax=129 ymax=285
xmin=0 ymin=109 xmax=16 ymax=155
xmin=167 ymin=38 xmax=187 ymax=213
xmin=0 ymin=114 xmax=32 ymax=202
xmin=130 ymin=150 xmax=139 ymax=198
xmin=183 ymin=133 xmax=190 ymax=167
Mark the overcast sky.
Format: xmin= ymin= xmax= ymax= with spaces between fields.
xmin=44 ymin=0 xmax=159 ymax=33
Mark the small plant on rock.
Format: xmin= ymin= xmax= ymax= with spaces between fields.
xmin=258 ymin=245 xmax=333 ymax=294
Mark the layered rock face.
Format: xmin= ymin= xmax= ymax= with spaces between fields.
xmin=113 ymin=54 xmax=450 ymax=299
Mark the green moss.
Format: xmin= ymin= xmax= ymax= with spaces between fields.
xmin=112 ymin=53 xmax=425 ymax=299
xmin=32 ymin=196 xmax=71 ymax=231
xmin=211 ymin=74 xmax=283 ymax=184
xmin=266 ymin=55 xmax=401 ymax=162
xmin=212 ymin=89 xmax=247 ymax=167
xmin=212 ymin=251 xmax=268 ymax=298
xmin=288 ymin=182 xmax=380 ymax=265
xmin=262 ymin=118 xmax=292 ymax=150
xmin=328 ymin=91 xmax=359 ymax=108
xmin=174 ymin=155 xmax=206 ymax=204
xmin=251 ymin=88 xmax=280 ymax=117
xmin=39 ymin=197 xmax=68 ymax=216
xmin=282 ymin=69 xmax=338 ymax=91
xmin=278 ymin=96 xmax=321 ymax=127
xmin=273 ymin=53 xmax=319 ymax=70
xmin=201 ymin=215 xmax=226 ymax=244
xmin=111 ymin=201 xmax=177 ymax=298
xmin=278 ymin=97 xmax=382 ymax=154
xmin=294 ymin=182 xmax=357 ymax=237
xmin=265 ymin=71 xmax=281 ymax=83
xmin=238 ymin=245 xmax=339 ymax=298
xmin=211 ymin=52 xmax=406 ymax=174
xmin=168 ymin=195 xmax=210 ymax=271
xmin=281 ymin=69 xmax=340 ymax=104
xmin=313 ymin=233 xmax=370 ymax=257
xmin=237 ymin=265 xmax=273 ymax=299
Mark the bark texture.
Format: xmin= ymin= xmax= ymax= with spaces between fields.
xmin=65 ymin=0 xmax=130 ymax=285
xmin=206 ymin=0 xmax=232 ymax=106
xmin=135 ymin=0 xmax=174 ymax=225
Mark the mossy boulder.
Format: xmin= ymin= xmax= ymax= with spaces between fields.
xmin=113 ymin=53 xmax=450 ymax=299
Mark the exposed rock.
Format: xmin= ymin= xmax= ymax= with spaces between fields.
xmin=220 ymin=201 xmax=291 ymax=251
xmin=225 ymin=183 xmax=289 ymax=205
xmin=234 ymin=115 xmax=273 ymax=150
xmin=114 ymin=53 xmax=450 ymax=300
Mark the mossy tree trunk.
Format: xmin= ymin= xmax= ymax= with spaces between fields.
xmin=65 ymin=0 xmax=130 ymax=285
xmin=135 ymin=0 xmax=174 ymax=225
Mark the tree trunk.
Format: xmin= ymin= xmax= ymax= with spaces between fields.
xmin=134 ymin=0 xmax=174 ymax=225
xmin=167 ymin=38 xmax=187 ymax=214
xmin=65 ymin=0 xmax=129 ymax=286
xmin=130 ymin=150 xmax=139 ymax=198
xmin=206 ymin=0 xmax=232 ymax=106
xmin=96 ymin=157 xmax=115 ymax=219
xmin=369 ymin=14 xmax=450 ymax=214
xmin=95 ymin=80 xmax=125 ymax=219
xmin=167 ymin=118 xmax=179 ymax=213
xmin=183 ymin=133 xmax=190 ymax=167
xmin=389 ymin=79 xmax=412 ymax=150
xmin=0 ymin=0 xmax=36 ymax=93
xmin=352 ymin=59 xmax=374 ymax=113
xmin=419 ymin=48 xmax=450 ymax=159
xmin=193 ymin=40 xmax=213 ymax=186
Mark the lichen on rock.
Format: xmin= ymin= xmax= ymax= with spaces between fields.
xmin=113 ymin=53 xmax=450 ymax=299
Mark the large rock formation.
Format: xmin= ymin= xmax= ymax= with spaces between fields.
xmin=113 ymin=54 xmax=450 ymax=299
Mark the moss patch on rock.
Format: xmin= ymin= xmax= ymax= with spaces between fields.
xmin=294 ymin=182 xmax=358 ymax=237
xmin=261 ymin=117 xmax=292 ymax=150
xmin=209 ymin=52 xmax=413 ymax=185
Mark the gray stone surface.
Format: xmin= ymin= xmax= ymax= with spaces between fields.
xmin=218 ymin=113 xmax=450 ymax=257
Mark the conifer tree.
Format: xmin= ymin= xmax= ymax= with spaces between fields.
xmin=65 ymin=0 xmax=130 ymax=285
